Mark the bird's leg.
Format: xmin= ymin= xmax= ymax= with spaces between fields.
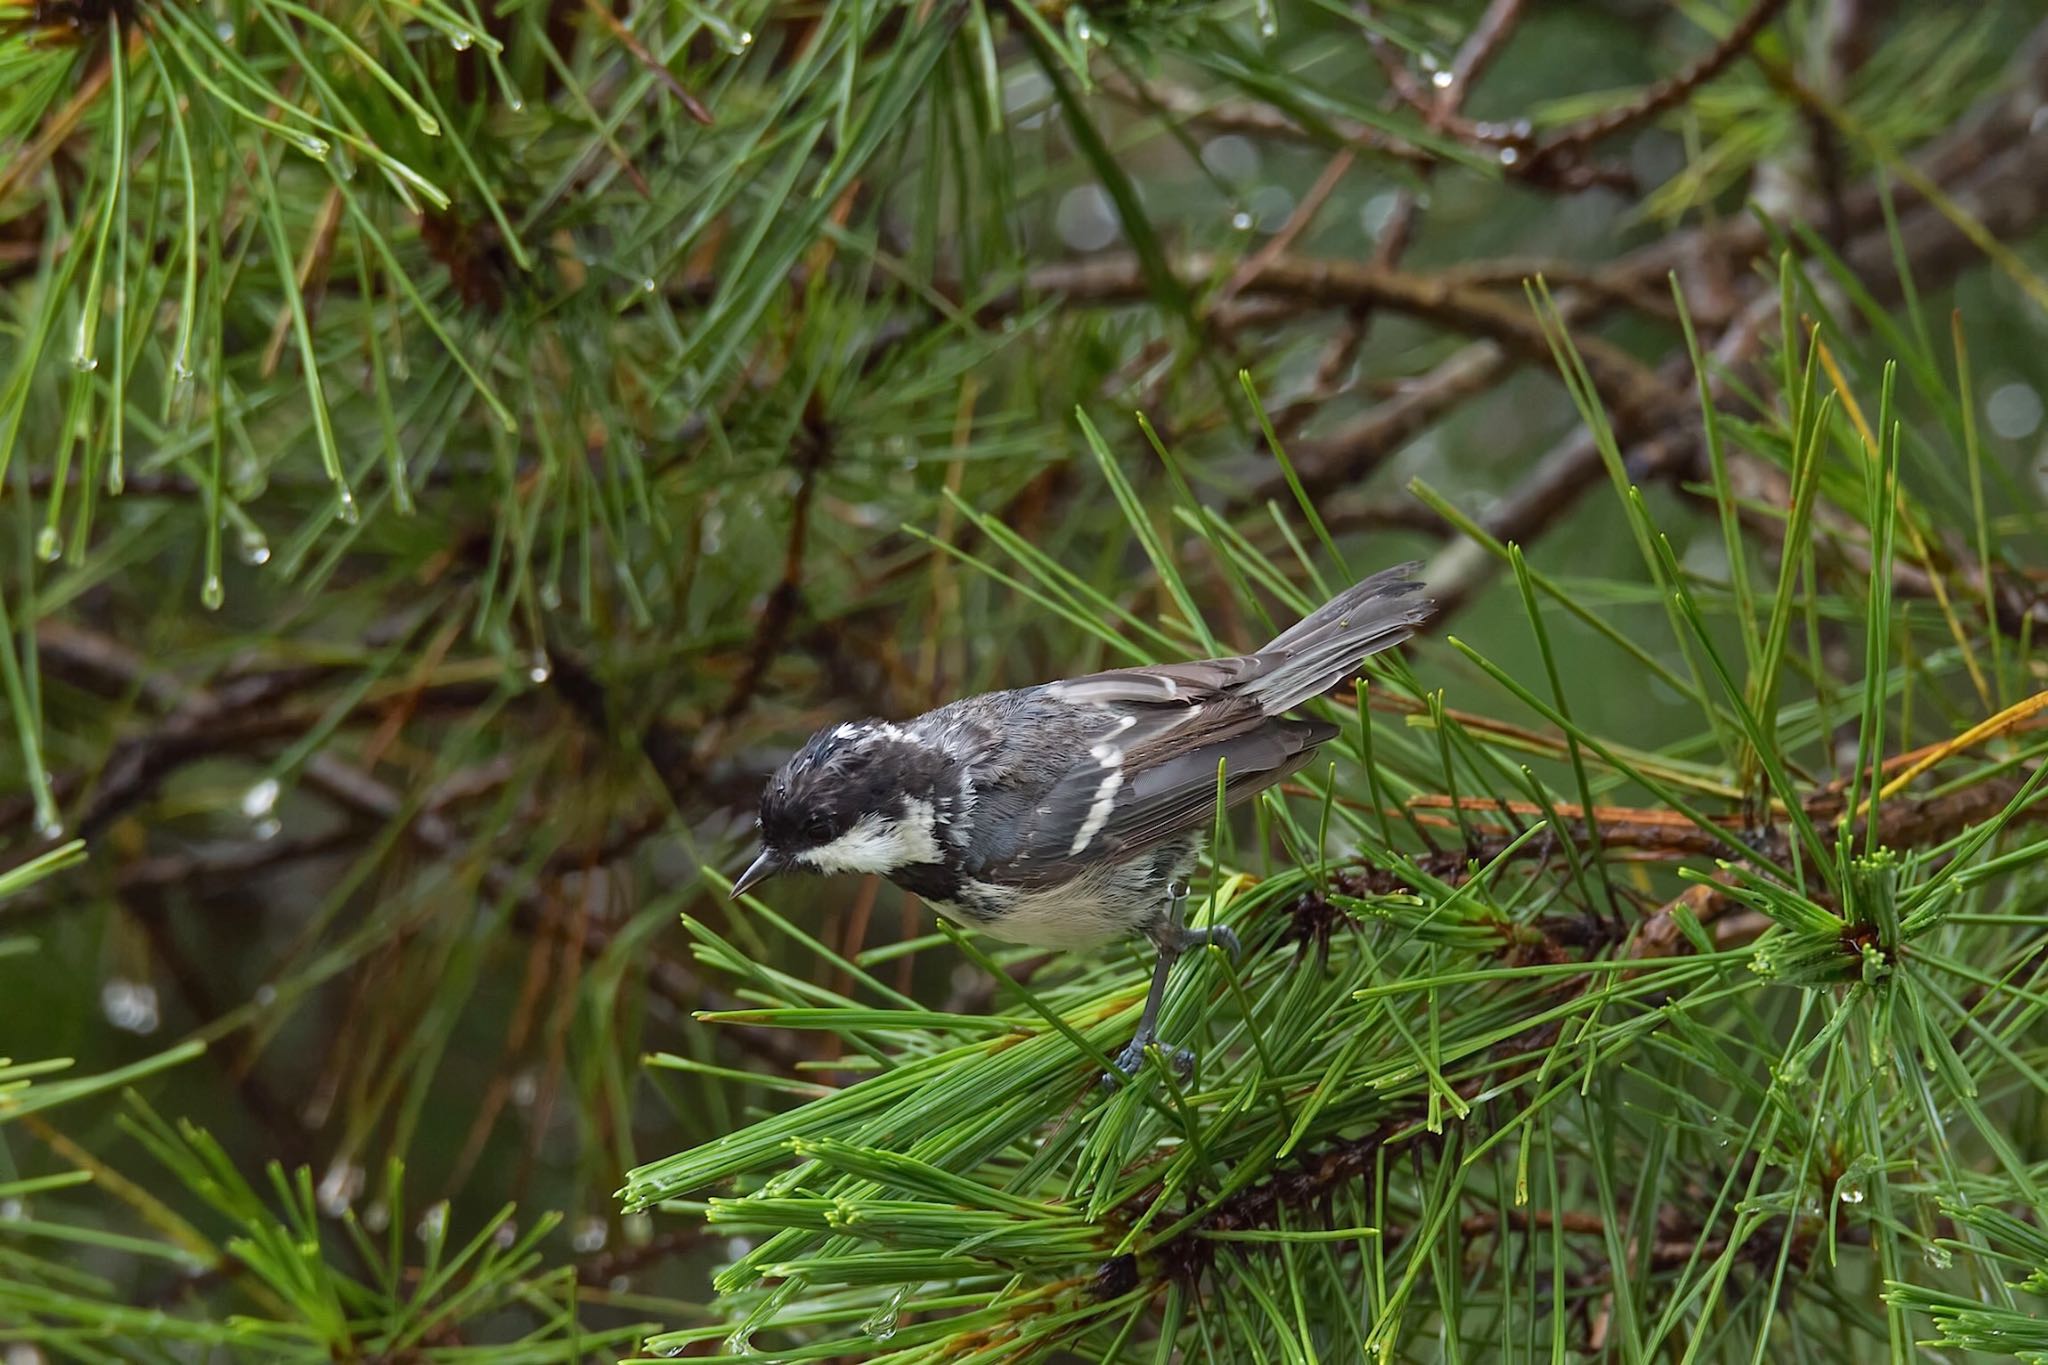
xmin=1110 ymin=936 xmax=1182 ymax=1079
xmin=1106 ymin=882 xmax=1242 ymax=1083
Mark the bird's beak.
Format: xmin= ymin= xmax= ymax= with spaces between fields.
xmin=729 ymin=848 xmax=783 ymax=901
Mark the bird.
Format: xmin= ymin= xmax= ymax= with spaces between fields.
xmin=730 ymin=563 xmax=1433 ymax=1078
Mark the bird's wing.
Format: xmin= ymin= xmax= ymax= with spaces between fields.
xmin=1039 ymin=657 xmax=1257 ymax=706
xmin=977 ymin=709 xmax=1335 ymax=889
xmin=1048 ymin=564 xmax=1430 ymax=718
xmin=957 ymin=566 xmax=1427 ymax=891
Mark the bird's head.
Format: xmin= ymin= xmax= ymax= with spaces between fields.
xmin=730 ymin=720 xmax=953 ymax=899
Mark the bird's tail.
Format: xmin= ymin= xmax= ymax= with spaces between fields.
xmin=1240 ymin=562 xmax=1432 ymax=715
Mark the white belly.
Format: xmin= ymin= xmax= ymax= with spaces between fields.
xmin=929 ymin=850 xmax=1193 ymax=951
xmin=956 ymin=881 xmax=1130 ymax=950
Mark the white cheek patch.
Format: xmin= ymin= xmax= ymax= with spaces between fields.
xmin=798 ymin=799 xmax=943 ymax=875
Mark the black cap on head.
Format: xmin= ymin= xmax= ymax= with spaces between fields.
xmin=732 ymin=721 xmax=951 ymax=896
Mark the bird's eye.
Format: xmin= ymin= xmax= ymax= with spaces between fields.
xmin=805 ymin=811 xmax=834 ymax=841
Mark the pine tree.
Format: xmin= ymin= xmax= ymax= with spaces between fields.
xmin=4 ymin=0 xmax=2048 ymax=1359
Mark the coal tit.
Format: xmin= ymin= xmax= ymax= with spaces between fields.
xmin=731 ymin=563 xmax=1432 ymax=1076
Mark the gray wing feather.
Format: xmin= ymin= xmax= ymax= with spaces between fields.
xmin=1261 ymin=562 xmax=1428 ymax=654
xmin=1044 ymin=658 xmax=1256 ymax=705
xmin=1240 ymin=563 xmax=1432 ymax=713
xmin=1048 ymin=563 xmax=1429 ymax=718
xmin=972 ymin=563 xmax=1430 ymax=886
xmin=985 ymin=717 xmax=1333 ymax=889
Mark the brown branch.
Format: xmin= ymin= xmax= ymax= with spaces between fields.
xmin=1096 ymin=73 xmax=1440 ymax=172
xmin=0 ymin=832 xmax=359 ymax=935
xmin=68 ymin=671 xmax=340 ymax=840
xmin=1060 ymin=23 xmax=2048 ymax=642
xmin=1216 ymin=148 xmax=1357 ymax=309
xmin=1219 ymin=4 xmax=1549 ymax=330
xmin=1011 ymin=252 xmax=1674 ymax=433
xmin=1461 ymin=1206 xmax=1608 ymax=1240
xmin=43 ymin=670 xmax=496 ymax=843
xmin=0 ymin=30 xmax=119 ymax=205
xmin=1423 ymin=20 xmax=2048 ymax=626
xmin=1137 ymin=1005 xmax=1610 ymax=1298
xmin=1096 ymin=72 xmax=1631 ymax=193
xmin=1355 ymin=24 xmax=1635 ymax=194
xmin=14 ymin=622 xmax=805 ymax=1075
xmin=1441 ymin=0 xmax=1527 ymax=98
xmin=1243 ymin=340 xmax=1519 ymax=507
xmin=581 ymin=0 xmax=715 ymax=125
xmin=1523 ymin=0 xmax=1791 ymax=174
xmin=1418 ymin=424 xmax=1608 ymax=621
xmin=1633 ymin=771 xmax=2048 ymax=959
xmin=1287 ymin=490 xmax=1450 ymax=541
xmin=1127 ymin=750 xmax=2033 ymax=1308
xmin=1253 ymin=22 xmax=2048 ymax=548
xmin=1302 ymin=759 xmax=2045 ymax=963
xmin=1150 ymin=1112 xmax=1430 ymax=1285
xmin=1262 ymin=0 xmax=1532 ymax=449
xmin=24 ymin=468 xmax=203 ymax=498
xmin=288 ymin=748 xmax=807 ymax=1070
xmin=538 ymin=638 xmax=710 ymax=818
xmin=715 ymin=405 xmax=836 ymax=724
xmin=121 ymin=887 xmax=316 ymax=1170
xmin=1346 ymin=765 xmax=2045 ymax=892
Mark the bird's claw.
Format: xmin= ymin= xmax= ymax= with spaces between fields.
xmin=1170 ymin=923 xmax=1240 ymax=958
xmin=1098 ymin=912 xmax=1231 ymax=1090
xmin=1100 ymin=1037 xmax=1197 ymax=1089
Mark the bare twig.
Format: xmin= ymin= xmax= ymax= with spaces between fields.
xmin=714 ymin=407 xmax=836 ymax=726
xmin=1423 ymin=23 xmax=2048 ymax=625
xmin=1523 ymin=0 xmax=1791 ymax=175
xmin=1097 ymin=72 xmax=1632 ymax=193
xmin=581 ymin=0 xmax=715 ymax=125
xmin=1242 ymin=340 xmax=1518 ymax=507
xmin=1265 ymin=0 xmax=1531 ymax=443
xmin=1012 ymin=252 xmax=1673 ymax=430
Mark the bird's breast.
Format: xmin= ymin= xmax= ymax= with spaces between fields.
xmin=940 ymin=876 xmax=1132 ymax=950
xmin=920 ymin=839 xmax=1199 ymax=950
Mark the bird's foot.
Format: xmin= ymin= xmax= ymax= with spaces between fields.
xmin=1184 ymin=924 xmax=1242 ymax=959
xmin=1100 ymin=1035 xmax=1197 ymax=1088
